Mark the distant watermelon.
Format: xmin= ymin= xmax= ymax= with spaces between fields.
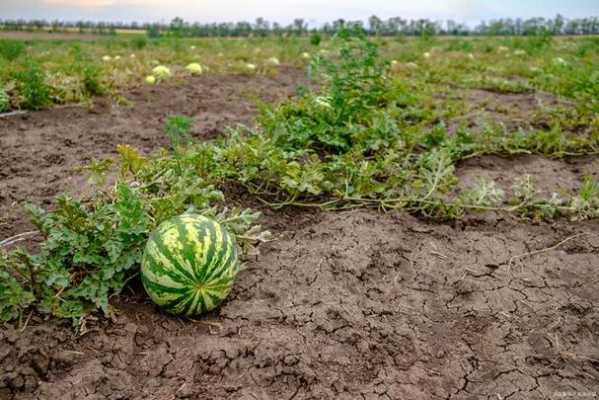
xmin=141 ymin=214 xmax=239 ymax=316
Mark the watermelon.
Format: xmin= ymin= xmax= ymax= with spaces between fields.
xmin=141 ymin=214 xmax=239 ymax=316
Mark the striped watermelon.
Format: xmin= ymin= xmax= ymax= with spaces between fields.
xmin=141 ymin=214 xmax=239 ymax=316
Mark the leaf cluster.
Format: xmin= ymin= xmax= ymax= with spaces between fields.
xmin=1 ymin=143 xmax=267 ymax=325
xmin=2 ymin=33 xmax=599 ymax=325
xmin=0 ymin=85 xmax=9 ymax=112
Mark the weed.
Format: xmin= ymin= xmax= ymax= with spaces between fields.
xmin=460 ymin=179 xmax=505 ymax=208
xmin=15 ymin=62 xmax=51 ymax=110
xmin=0 ymin=86 xmax=10 ymax=112
xmin=164 ymin=115 xmax=194 ymax=150
xmin=0 ymin=252 xmax=36 ymax=321
xmin=131 ymin=36 xmax=148 ymax=50
xmin=512 ymin=33 xmax=553 ymax=54
xmin=445 ymin=40 xmax=473 ymax=52
xmin=82 ymin=63 xmax=104 ymax=96
xmin=576 ymin=37 xmax=599 ymax=57
xmin=310 ymin=33 xmax=322 ymax=46
xmin=570 ymin=176 xmax=599 ymax=220
xmin=262 ymin=29 xmax=395 ymax=154
xmin=147 ymin=24 xmax=162 ymax=39
xmin=0 ymin=40 xmax=25 ymax=61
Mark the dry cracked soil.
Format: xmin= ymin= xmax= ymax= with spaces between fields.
xmin=1 ymin=67 xmax=598 ymax=400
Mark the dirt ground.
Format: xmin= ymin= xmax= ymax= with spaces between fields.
xmin=0 ymin=31 xmax=107 ymax=41
xmin=0 ymin=67 xmax=306 ymax=241
xmin=1 ymin=69 xmax=599 ymax=400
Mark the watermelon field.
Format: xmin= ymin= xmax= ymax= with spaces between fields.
xmin=1 ymin=29 xmax=599 ymax=399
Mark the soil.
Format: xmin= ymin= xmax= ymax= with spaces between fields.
xmin=0 ymin=32 xmax=107 ymax=41
xmin=446 ymin=89 xmax=579 ymax=135
xmin=1 ymin=70 xmax=599 ymax=400
xmin=0 ymin=67 xmax=306 ymax=241
xmin=456 ymin=154 xmax=599 ymax=197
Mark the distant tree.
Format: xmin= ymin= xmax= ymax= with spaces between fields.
xmin=147 ymin=24 xmax=161 ymax=38
xmin=368 ymin=15 xmax=383 ymax=35
xmin=332 ymin=19 xmax=346 ymax=32
xmin=169 ymin=17 xmax=186 ymax=37
xmin=2 ymin=15 xmax=598 ymax=38
xmin=292 ymin=18 xmax=306 ymax=35
xmin=552 ymin=14 xmax=565 ymax=34
xmin=254 ymin=17 xmax=269 ymax=37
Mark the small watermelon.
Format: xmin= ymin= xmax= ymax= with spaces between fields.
xmin=141 ymin=214 xmax=239 ymax=316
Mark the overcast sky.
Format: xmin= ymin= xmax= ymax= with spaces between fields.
xmin=1 ymin=0 xmax=598 ymax=26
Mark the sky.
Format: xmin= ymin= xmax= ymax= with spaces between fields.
xmin=1 ymin=0 xmax=598 ymax=26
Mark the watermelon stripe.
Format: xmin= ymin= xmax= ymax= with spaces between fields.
xmin=184 ymin=289 xmax=203 ymax=316
xmin=144 ymin=244 xmax=193 ymax=287
xmin=187 ymin=222 xmax=207 ymax=280
xmin=169 ymin=289 xmax=198 ymax=315
xmin=204 ymin=223 xmax=224 ymax=280
xmin=142 ymin=275 xmax=190 ymax=295
xmin=141 ymin=275 xmax=190 ymax=307
xmin=206 ymin=288 xmax=228 ymax=303
xmin=161 ymin=292 xmax=193 ymax=311
xmin=191 ymin=223 xmax=213 ymax=281
xmin=219 ymin=243 xmax=237 ymax=279
xmin=207 ymin=222 xmax=225 ymax=280
xmin=177 ymin=222 xmax=203 ymax=282
xmin=162 ymin=295 xmax=190 ymax=311
xmin=151 ymin=235 xmax=197 ymax=283
xmin=204 ymin=224 xmax=234 ymax=282
xmin=194 ymin=223 xmax=212 ymax=281
xmin=141 ymin=254 xmax=189 ymax=288
xmin=166 ymin=225 xmax=198 ymax=281
xmin=196 ymin=222 xmax=218 ymax=282
xmin=205 ymin=241 xmax=236 ymax=283
xmin=200 ymin=290 xmax=214 ymax=312
xmin=204 ymin=259 xmax=233 ymax=288
xmin=203 ymin=233 xmax=228 ymax=282
xmin=203 ymin=280 xmax=235 ymax=294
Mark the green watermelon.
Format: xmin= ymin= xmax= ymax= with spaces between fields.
xmin=141 ymin=214 xmax=239 ymax=316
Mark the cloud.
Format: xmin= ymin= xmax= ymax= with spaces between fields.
xmin=41 ymin=0 xmax=153 ymax=7
xmin=42 ymin=0 xmax=116 ymax=6
xmin=5 ymin=0 xmax=598 ymax=24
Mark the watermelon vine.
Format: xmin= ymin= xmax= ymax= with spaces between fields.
xmin=1 ymin=29 xmax=599 ymax=326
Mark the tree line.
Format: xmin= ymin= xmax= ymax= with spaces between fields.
xmin=1 ymin=14 xmax=598 ymax=37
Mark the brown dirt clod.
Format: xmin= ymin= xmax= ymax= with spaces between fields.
xmin=1 ymin=70 xmax=598 ymax=400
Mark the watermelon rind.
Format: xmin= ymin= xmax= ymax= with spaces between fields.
xmin=141 ymin=214 xmax=239 ymax=316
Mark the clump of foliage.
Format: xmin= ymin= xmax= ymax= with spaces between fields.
xmin=504 ymin=175 xmax=599 ymax=220
xmin=147 ymin=24 xmax=162 ymax=39
xmin=445 ymin=39 xmax=473 ymax=52
xmin=576 ymin=37 xmax=599 ymax=57
xmin=65 ymin=45 xmax=105 ymax=98
xmin=511 ymin=31 xmax=553 ymax=55
xmin=82 ymin=63 xmax=104 ymax=96
xmin=262 ymin=29 xmax=395 ymax=154
xmin=0 ymin=86 xmax=10 ymax=112
xmin=310 ymin=33 xmax=322 ymax=46
xmin=215 ymin=30 xmax=599 ymax=218
xmin=131 ymin=36 xmax=148 ymax=50
xmin=164 ymin=115 xmax=194 ymax=149
xmin=0 ymin=142 xmax=268 ymax=326
xmin=15 ymin=62 xmax=51 ymax=110
xmin=0 ymin=40 xmax=25 ymax=61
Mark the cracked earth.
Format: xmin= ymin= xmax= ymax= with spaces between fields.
xmin=2 ymin=210 xmax=598 ymax=399
xmin=1 ymin=70 xmax=598 ymax=399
